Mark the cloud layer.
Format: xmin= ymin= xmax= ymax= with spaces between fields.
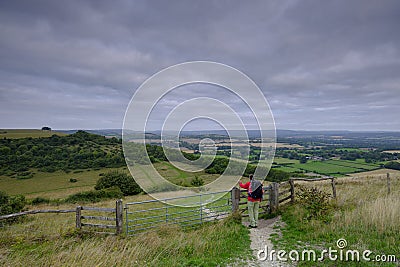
xmin=0 ymin=0 xmax=399 ymax=131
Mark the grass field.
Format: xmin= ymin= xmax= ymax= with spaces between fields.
xmin=283 ymin=159 xmax=382 ymax=176
xmin=154 ymin=161 xmax=220 ymax=186
xmin=0 ymin=129 xmax=67 ymax=139
xmin=272 ymin=157 xmax=300 ymax=164
xmin=0 ymin=167 xmax=125 ymax=199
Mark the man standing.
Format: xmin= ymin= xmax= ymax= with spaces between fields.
xmin=239 ymin=174 xmax=263 ymax=228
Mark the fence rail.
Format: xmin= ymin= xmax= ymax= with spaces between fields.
xmin=0 ymin=209 xmax=75 ymax=220
xmin=1 ymin=174 xmax=350 ymax=236
xmin=75 ymin=199 xmax=123 ymax=235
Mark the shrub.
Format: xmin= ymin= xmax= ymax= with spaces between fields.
xmin=64 ymin=186 xmax=123 ymax=203
xmin=295 ymin=185 xmax=333 ymax=222
xmin=95 ymin=171 xmax=142 ymax=196
xmin=39 ymin=166 xmax=56 ymax=172
xmin=0 ymin=191 xmax=26 ymax=216
xmin=15 ymin=171 xmax=34 ymax=180
xmin=265 ymin=169 xmax=290 ymax=182
xmin=190 ymin=176 xmax=205 ymax=187
xmin=69 ymin=178 xmax=78 ymax=183
xmin=31 ymin=197 xmax=51 ymax=205
xmin=384 ymin=161 xmax=400 ymax=170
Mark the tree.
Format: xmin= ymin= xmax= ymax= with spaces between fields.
xmin=384 ymin=161 xmax=400 ymax=171
xmin=299 ymin=156 xmax=308 ymax=164
xmin=41 ymin=126 xmax=51 ymax=131
xmin=95 ymin=171 xmax=142 ymax=196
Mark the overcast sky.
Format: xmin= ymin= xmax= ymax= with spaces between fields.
xmin=0 ymin=0 xmax=399 ymax=131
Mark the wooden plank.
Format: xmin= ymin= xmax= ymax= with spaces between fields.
xmin=279 ymin=189 xmax=291 ymax=196
xmin=331 ymin=178 xmax=337 ymax=198
xmin=289 ymin=179 xmax=295 ymax=203
xmin=0 ymin=209 xmax=75 ymax=220
xmin=81 ymin=223 xmax=116 ymax=229
xmin=387 ymin=173 xmax=391 ymax=194
xmin=279 ymin=195 xmax=291 ymax=203
xmin=76 ymin=206 xmax=82 ymax=229
xmin=81 ymin=215 xmax=116 ymax=221
xmin=290 ymin=177 xmax=333 ymax=182
xmin=116 ymin=199 xmax=123 ymax=235
xmin=81 ymin=207 xmax=115 ymax=212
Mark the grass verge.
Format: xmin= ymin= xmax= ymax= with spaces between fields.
xmin=271 ymin=175 xmax=400 ymax=266
xmin=0 ymin=202 xmax=251 ymax=266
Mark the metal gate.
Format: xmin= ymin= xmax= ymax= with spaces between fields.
xmin=125 ymin=190 xmax=232 ymax=236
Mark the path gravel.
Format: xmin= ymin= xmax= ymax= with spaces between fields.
xmin=242 ymin=216 xmax=295 ymax=267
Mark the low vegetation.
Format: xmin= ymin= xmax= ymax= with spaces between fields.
xmin=95 ymin=170 xmax=142 ymax=196
xmin=272 ymin=174 xmax=400 ymax=266
xmin=0 ymin=204 xmax=251 ymax=266
xmin=0 ymin=191 xmax=26 ymax=218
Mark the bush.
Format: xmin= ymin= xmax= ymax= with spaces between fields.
xmin=31 ymin=197 xmax=51 ymax=205
xmin=0 ymin=191 xmax=26 ymax=216
xmin=265 ymin=169 xmax=290 ymax=182
xmin=384 ymin=161 xmax=400 ymax=170
xmin=295 ymin=185 xmax=332 ymax=222
xmin=190 ymin=176 xmax=205 ymax=187
xmin=15 ymin=171 xmax=34 ymax=179
xmin=64 ymin=186 xmax=123 ymax=203
xmin=69 ymin=178 xmax=78 ymax=183
xmin=95 ymin=171 xmax=142 ymax=196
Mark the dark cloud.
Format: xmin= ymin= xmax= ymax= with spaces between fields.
xmin=0 ymin=0 xmax=399 ymax=130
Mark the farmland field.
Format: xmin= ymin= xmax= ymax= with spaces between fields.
xmin=289 ymin=159 xmax=381 ymax=176
xmin=292 ymin=161 xmax=359 ymax=175
xmin=0 ymin=129 xmax=67 ymax=139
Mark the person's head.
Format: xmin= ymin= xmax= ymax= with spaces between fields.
xmin=249 ymin=174 xmax=253 ymax=180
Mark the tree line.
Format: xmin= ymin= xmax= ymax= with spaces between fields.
xmin=0 ymin=131 xmax=125 ymax=177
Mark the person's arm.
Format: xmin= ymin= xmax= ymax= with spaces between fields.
xmin=239 ymin=181 xmax=250 ymax=189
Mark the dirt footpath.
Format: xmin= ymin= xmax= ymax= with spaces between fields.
xmin=243 ymin=216 xmax=295 ymax=267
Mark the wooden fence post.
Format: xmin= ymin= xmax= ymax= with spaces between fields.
xmin=387 ymin=173 xmax=391 ymax=194
xmin=269 ymin=183 xmax=279 ymax=213
xmin=331 ymin=178 xmax=337 ymax=199
xmin=116 ymin=199 xmax=123 ymax=235
xmin=76 ymin=206 xmax=82 ymax=229
xmin=289 ymin=179 xmax=295 ymax=203
xmin=231 ymin=187 xmax=240 ymax=212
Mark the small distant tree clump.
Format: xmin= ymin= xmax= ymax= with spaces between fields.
xmin=95 ymin=171 xmax=142 ymax=196
xmin=41 ymin=126 xmax=51 ymax=131
xmin=384 ymin=161 xmax=400 ymax=171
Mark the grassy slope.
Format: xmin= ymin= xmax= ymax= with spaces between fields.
xmin=272 ymin=169 xmax=400 ymax=266
xmin=0 ymin=196 xmax=251 ymax=267
xmin=0 ymin=129 xmax=67 ymax=139
xmin=0 ymin=167 xmax=126 ymax=199
xmin=154 ymin=161 xmax=220 ymax=186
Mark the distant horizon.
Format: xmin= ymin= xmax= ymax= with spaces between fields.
xmin=3 ymin=128 xmax=400 ymax=133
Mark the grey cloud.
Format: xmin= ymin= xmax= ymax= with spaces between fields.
xmin=0 ymin=0 xmax=399 ymax=130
